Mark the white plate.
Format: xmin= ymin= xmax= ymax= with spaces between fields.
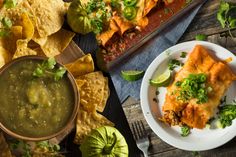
xmin=140 ymin=41 xmax=236 ymax=151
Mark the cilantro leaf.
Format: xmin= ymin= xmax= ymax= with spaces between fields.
xmin=180 ymin=52 xmax=187 ymax=58
xmin=181 ymin=125 xmax=190 ymax=137
xmin=2 ymin=17 xmax=12 ymax=29
xmin=54 ymin=67 xmax=66 ymax=81
xmin=3 ymin=0 xmax=17 ymax=8
xmin=195 ymin=34 xmax=207 ymax=41
xmin=33 ymin=58 xmax=66 ymax=81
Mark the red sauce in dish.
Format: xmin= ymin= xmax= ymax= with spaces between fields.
xmin=101 ymin=0 xmax=188 ymax=63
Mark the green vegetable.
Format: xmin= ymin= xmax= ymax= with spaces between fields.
xmin=175 ymin=73 xmax=210 ymax=104
xmin=3 ymin=0 xmax=17 ymax=8
xmin=1 ymin=17 xmax=12 ymax=29
xmin=217 ymin=1 xmax=236 ymax=38
xmin=123 ymin=6 xmax=137 ymax=20
xmin=195 ymin=34 xmax=207 ymax=41
xmin=111 ymin=0 xmax=121 ymax=9
xmin=33 ymin=58 xmax=66 ymax=81
xmin=67 ymin=0 xmax=93 ymax=34
xmin=168 ymin=59 xmax=183 ymax=70
xmin=181 ymin=125 xmax=190 ymax=137
xmin=0 ymin=17 xmax=12 ymax=37
xmin=80 ymin=126 xmax=129 ymax=157
xmin=218 ymin=104 xmax=236 ymax=128
xmin=67 ymin=0 xmax=110 ymax=34
xmin=36 ymin=141 xmax=61 ymax=152
xmin=10 ymin=140 xmax=62 ymax=156
xmin=180 ymin=52 xmax=187 ymax=58
xmin=124 ymin=0 xmax=137 ymax=6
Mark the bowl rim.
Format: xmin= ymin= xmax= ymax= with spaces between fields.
xmin=0 ymin=55 xmax=79 ymax=141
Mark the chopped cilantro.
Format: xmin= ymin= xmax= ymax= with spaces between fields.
xmin=181 ymin=125 xmax=190 ymax=137
xmin=218 ymin=104 xmax=236 ymax=128
xmin=180 ymin=52 xmax=187 ymax=58
xmin=33 ymin=58 xmax=66 ymax=81
xmin=0 ymin=17 xmax=12 ymax=37
xmin=168 ymin=59 xmax=183 ymax=70
xmin=3 ymin=0 xmax=17 ymax=8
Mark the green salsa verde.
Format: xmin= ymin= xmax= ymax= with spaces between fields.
xmin=0 ymin=59 xmax=74 ymax=137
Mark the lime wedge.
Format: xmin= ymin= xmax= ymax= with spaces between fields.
xmin=150 ymin=69 xmax=171 ymax=87
xmin=121 ymin=70 xmax=145 ymax=81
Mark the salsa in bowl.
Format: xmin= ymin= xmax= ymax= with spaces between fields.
xmin=0 ymin=56 xmax=79 ymax=141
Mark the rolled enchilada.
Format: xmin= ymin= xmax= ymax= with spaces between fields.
xmin=161 ymin=45 xmax=236 ymax=129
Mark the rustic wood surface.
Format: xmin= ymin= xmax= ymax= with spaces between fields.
xmin=122 ymin=0 xmax=236 ymax=157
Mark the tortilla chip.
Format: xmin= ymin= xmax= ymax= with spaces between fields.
xmin=13 ymin=39 xmax=37 ymax=59
xmin=28 ymin=0 xmax=67 ymax=37
xmin=1 ymin=26 xmax=23 ymax=54
xmin=74 ymin=108 xmax=114 ymax=144
xmin=0 ymin=132 xmax=13 ymax=157
xmin=76 ymin=71 xmax=109 ymax=112
xmin=65 ymin=54 xmax=94 ymax=77
xmin=0 ymin=47 xmax=11 ymax=68
xmin=32 ymin=30 xmax=48 ymax=46
xmin=41 ymin=29 xmax=75 ymax=57
xmin=101 ymin=77 xmax=110 ymax=110
xmin=21 ymin=12 xmax=34 ymax=40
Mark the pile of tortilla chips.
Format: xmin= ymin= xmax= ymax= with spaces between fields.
xmin=65 ymin=54 xmax=114 ymax=144
xmin=0 ymin=0 xmax=75 ymax=67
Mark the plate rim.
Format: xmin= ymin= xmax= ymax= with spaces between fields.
xmin=140 ymin=40 xmax=236 ymax=151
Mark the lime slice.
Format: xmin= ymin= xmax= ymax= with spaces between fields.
xmin=121 ymin=70 xmax=145 ymax=81
xmin=150 ymin=69 xmax=171 ymax=87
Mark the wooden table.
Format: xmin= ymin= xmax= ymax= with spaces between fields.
xmin=122 ymin=0 xmax=236 ymax=157
xmin=70 ymin=0 xmax=236 ymax=156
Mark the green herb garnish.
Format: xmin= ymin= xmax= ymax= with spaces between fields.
xmin=3 ymin=0 xmax=17 ymax=8
xmin=168 ymin=59 xmax=183 ymax=70
xmin=0 ymin=17 xmax=12 ymax=37
xmin=217 ymin=1 xmax=236 ymax=38
xmin=175 ymin=73 xmax=210 ymax=104
xmin=195 ymin=34 xmax=207 ymax=41
xmin=36 ymin=141 xmax=60 ymax=152
xmin=181 ymin=125 xmax=190 ymax=137
xmin=218 ymin=104 xmax=236 ymax=128
xmin=33 ymin=58 xmax=66 ymax=81
xmin=180 ymin=52 xmax=187 ymax=58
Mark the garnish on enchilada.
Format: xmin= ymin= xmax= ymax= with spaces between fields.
xmin=161 ymin=45 xmax=236 ymax=129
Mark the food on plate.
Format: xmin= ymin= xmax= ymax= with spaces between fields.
xmin=121 ymin=70 xmax=145 ymax=81
xmin=150 ymin=69 xmax=171 ymax=87
xmin=80 ymin=126 xmax=128 ymax=157
xmin=0 ymin=0 xmax=74 ymax=67
xmin=0 ymin=132 xmax=13 ymax=157
xmin=65 ymin=54 xmax=94 ymax=77
xmin=161 ymin=45 xmax=236 ymax=129
xmin=217 ymin=104 xmax=236 ymax=128
xmin=0 ymin=58 xmax=75 ymax=137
